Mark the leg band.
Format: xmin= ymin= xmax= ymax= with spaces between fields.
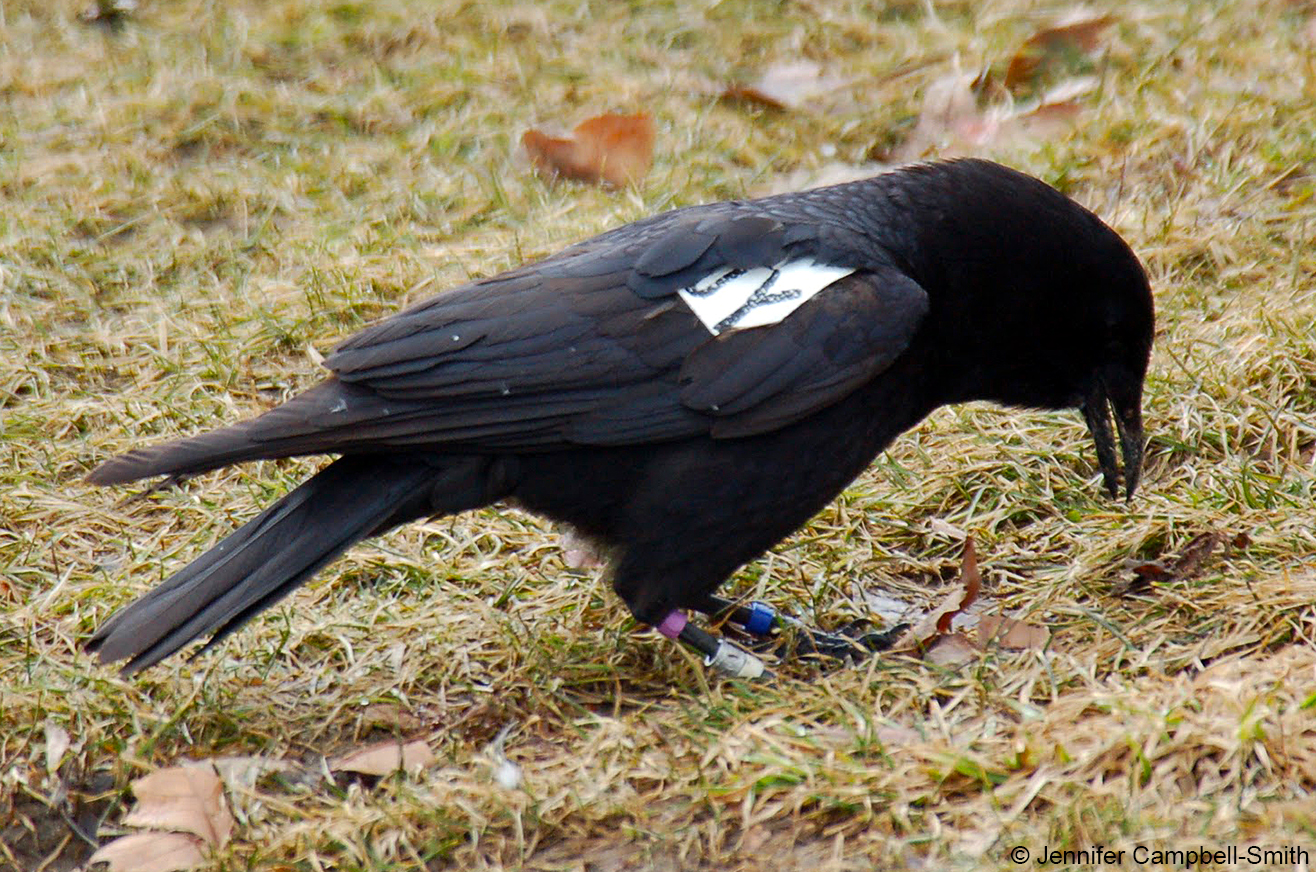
xmin=743 ymin=601 xmax=776 ymax=636
xmin=706 ymin=640 xmax=766 ymax=679
xmin=656 ymin=610 xmax=688 ymax=640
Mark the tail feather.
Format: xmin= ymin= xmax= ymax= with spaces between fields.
xmin=86 ymin=457 xmax=449 ymax=674
xmin=85 ymin=382 xmax=353 ymax=486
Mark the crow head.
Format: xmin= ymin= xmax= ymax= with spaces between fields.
xmin=898 ymin=162 xmax=1155 ymax=501
xmin=1047 ymin=204 xmax=1155 ymax=502
xmin=1046 ymin=229 xmax=1154 ymax=501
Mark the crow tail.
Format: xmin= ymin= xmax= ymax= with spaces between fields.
xmin=86 ymin=455 xmax=504 ymax=674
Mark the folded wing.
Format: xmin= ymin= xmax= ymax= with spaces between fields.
xmin=88 ymin=210 xmax=929 ymax=484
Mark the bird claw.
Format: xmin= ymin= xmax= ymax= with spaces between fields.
xmin=760 ymin=621 xmax=908 ymax=664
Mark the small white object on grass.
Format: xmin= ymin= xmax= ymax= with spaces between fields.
xmin=488 ymin=723 xmax=522 ymax=790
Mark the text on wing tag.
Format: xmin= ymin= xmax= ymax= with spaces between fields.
xmin=677 ymin=259 xmax=855 ymax=335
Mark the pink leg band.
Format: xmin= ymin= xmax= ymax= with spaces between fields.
xmin=657 ymin=610 xmax=687 ymax=639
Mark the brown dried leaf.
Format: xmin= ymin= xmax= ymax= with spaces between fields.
xmin=1004 ymin=9 xmax=1114 ymax=90
xmin=1113 ymin=560 xmax=1169 ymax=596
xmin=897 ymin=72 xmax=1096 ymax=159
xmin=938 ymin=537 xmax=980 ymax=634
xmin=1172 ymin=531 xmax=1222 ymax=581
xmin=123 ymin=766 xmax=233 ymax=848
xmin=88 ymin=832 xmax=206 ymax=872
xmin=1116 ymin=530 xmax=1230 ymax=595
xmin=722 ymin=60 xmax=851 ymax=110
xmin=977 ymin=614 xmax=1050 ymax=650
xmin=1129 ymin=562 xmax=1175 ymax=582
xmin=895 ymin=71 xmax=980 ymax=160
xmin=359 ymin=703 xmax=424 ymax=731
xmin=924 ymin=633 xmax=980 ymax=667
xmin=895 ymin=537 xmax=981 ymax=650
xmin=981 ymin=77 xmax=1097 ymax=151
xmin=523 ymin=112 xmax=654 ymax=187
xmin=329 ymin=738 xmax=436 ymax=776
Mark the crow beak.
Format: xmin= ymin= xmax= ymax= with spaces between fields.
xmin=1082 ymin=379 xmax=1144 ymax=501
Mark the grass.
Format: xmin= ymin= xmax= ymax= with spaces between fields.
xmin=3 ymin=0 xmax=1316 ymax=868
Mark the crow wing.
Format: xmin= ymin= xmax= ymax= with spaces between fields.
xmin=88 ymin=209 xmax=930 ymax=483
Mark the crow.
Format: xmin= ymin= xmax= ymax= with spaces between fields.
xmin=85 ymin=159 xmax=1153 ymax=679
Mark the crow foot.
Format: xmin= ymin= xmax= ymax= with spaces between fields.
xmin=691 ymin=595 xmax=906 ymax=665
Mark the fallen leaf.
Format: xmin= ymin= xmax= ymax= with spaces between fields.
xmin=722 ymin=60 xmax=851 ymax=110
xmin=977 ymin=614 xmax=1049 ymax=650
xmin=1128 ymin=561 xmax=1175 ymax=583
xmin=329 ymin=738 xmax=436 ymax=776
xmin=1004 ymin=9 xmax=1114 ymax=91
xmin=43 ymin=721 xmax=70 ymax=775
xmin=1171 ymin=531 xmax=1222 ymax=580
xmin=895 ymin=537 xmax=981 ymax=651
xmin=1115 ymin=530 xmax=1232 ymax=595
xmin=205 ymin=755 xmax=296 ymax=789
xmin=358 ymin=703 xmax=424 ymax=731
xmin=523 ymin=112 xmax=654 ymax=187
xmin=897 ymin=71 xmax=1096 ymax=159
xmin=895 ymin=71 xmax=980 ymax=160
xmin=927 ymin=517 xmax=968 ymax=540
xmin=925 ymin=633 xmax=979 ymax=667
xmin=1114 ymin=557 xmax=1174 ymax=596
xmin=88 ymin=832 xmax=206 ymax=872
xmin=937 ymin=537 xmax=980 ymax=634
xmin=124 ymin=766 xmax=233 ymax=848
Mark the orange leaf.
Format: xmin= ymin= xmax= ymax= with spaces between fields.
xmin=523 ymin=112 xmax=654 ymax=188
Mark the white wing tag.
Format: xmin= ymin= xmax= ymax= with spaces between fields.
xmin=677 ymin=259 xmax=855 ymax=335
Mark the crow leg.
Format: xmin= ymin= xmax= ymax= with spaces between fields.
xmin=653 ymin=610 xmax=768 ymax=679
xmin=687 ymin=594 xmax=903 ymax=662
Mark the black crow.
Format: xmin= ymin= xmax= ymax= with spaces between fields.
xmin=85 ymin=159 xmax=1153 ymax=679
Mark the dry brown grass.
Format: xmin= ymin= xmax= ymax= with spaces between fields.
xmin=4 ymin=0 xmax=1316 ymax=869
